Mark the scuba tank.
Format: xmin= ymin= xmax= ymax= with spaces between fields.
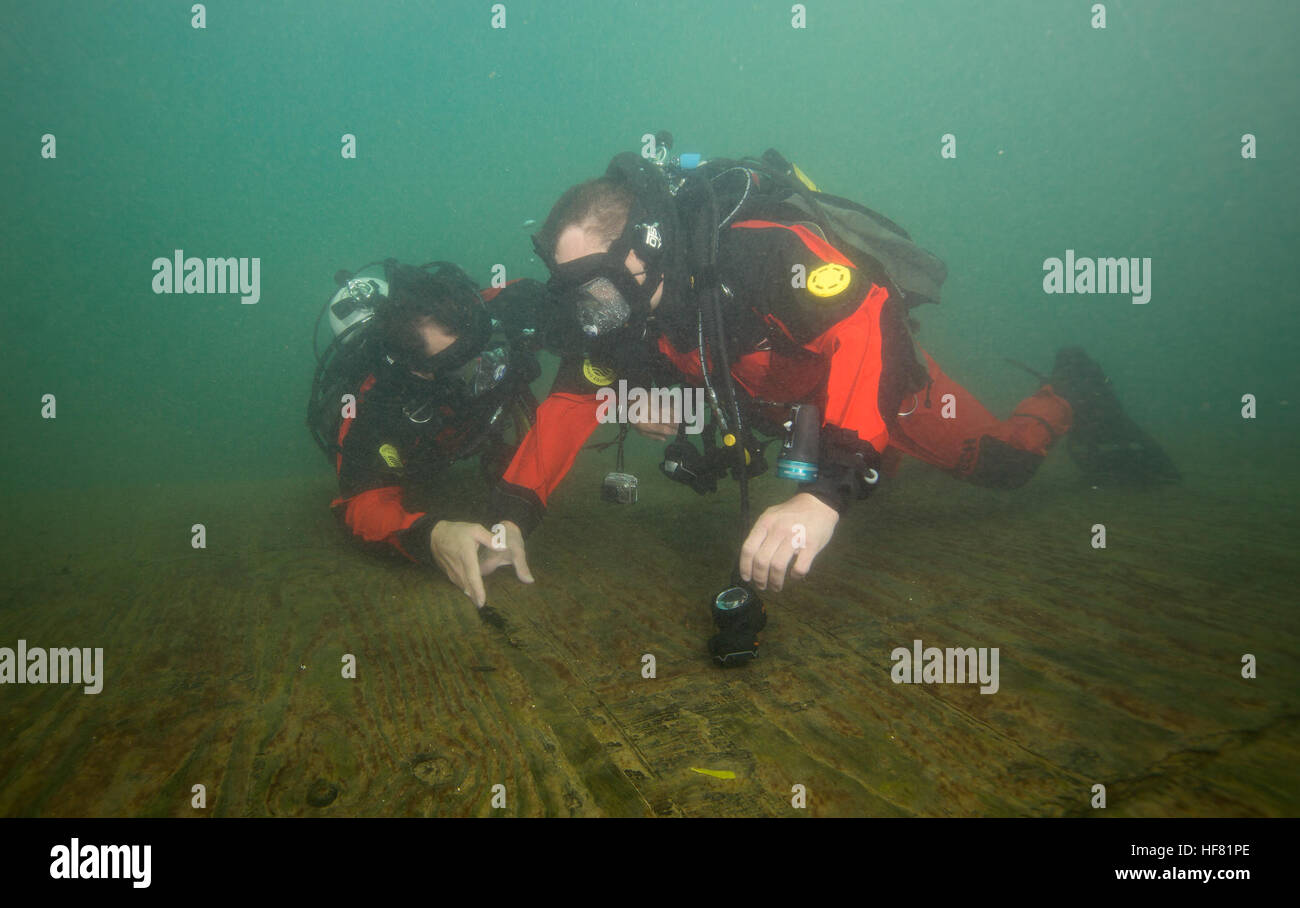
xmin=665 ymin=146 xmax=948 ymax=309
xmin=326 ymin=263 xmax=388 ymax=341
xmin=307 ymin=261 xmax=393 ymax=460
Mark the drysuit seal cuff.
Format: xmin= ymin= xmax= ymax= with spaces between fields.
xmin=488 ymin=482 xmax=545 ymax=538
xmin=397 ymin=513 xmax=440 ymax=568
xmin=799 ymin=464 xmax=854 ymax=514
xmin=800 ymin=431 xmax=885 ymax=511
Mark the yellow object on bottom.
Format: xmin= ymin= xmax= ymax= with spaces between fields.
xmin=690 ymin=767 xmax=737 ymax=780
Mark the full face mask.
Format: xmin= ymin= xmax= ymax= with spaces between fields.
xmin=533 ymin=152 xmax=678 ymax=356
xmin=540 ymin=243 xmax=660 ymax=353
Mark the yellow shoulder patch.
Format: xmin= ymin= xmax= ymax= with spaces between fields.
xmin=807 ymin=262 xmax=853 ymax=298
xmin=582 ymin=358 xmax=616 ymax=386
xmin=379 ymin=443 xmax=403 ymax=469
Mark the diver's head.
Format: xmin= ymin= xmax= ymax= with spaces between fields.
xmin=536 ymin=178 xmax=665 ymax=311
xmin=533 ymin=155 xmax=678 ymax=352
xmin=377 ymin=264 xmax=490 ymax=380
xmin=390 ymin=316 xmax=458 ymax=380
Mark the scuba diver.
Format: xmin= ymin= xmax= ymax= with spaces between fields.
xmin=429 ymin=137 xmax=1180 ymax=661
xmin=307 ymin=258 xmax=546 ymax=578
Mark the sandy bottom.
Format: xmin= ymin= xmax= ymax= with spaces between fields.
xmin=1 ymin=443 xmax=1296 ymax=817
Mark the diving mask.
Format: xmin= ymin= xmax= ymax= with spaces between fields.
xmin=541 ymin=247 xmax=654 ymax=350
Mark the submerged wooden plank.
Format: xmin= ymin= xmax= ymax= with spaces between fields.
xmin=0 ymin=464 xmax=1296 ymax=817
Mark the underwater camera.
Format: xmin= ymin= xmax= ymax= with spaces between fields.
xmin=708 ymin=580 xmax=766 ymax=667
xmin=601 ymin=471 xmax=638 ymax=504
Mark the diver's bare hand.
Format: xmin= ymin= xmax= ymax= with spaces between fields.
xmin=631 ymin=419 xmax=679 ymax=441
xmin=477 ymin=520 xmax=535 ymax=586
xmin=739 ymin=493 xmax=839 ymax=592
xmin=429 ymin=521 xmax=496 ymax=607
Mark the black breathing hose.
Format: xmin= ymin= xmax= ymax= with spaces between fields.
xmin=697 ymin=173 xmax=751 ymax=539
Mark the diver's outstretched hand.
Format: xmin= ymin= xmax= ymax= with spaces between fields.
xmin=739 ymin=493 xmax=839 ymax=592
xmin=477 ymin=520 xmax=534 ymax=587
xmin=631 ymin=418 xmax=679 ymax=441
xmin=430 ymin=520 xmax=533 ymax=607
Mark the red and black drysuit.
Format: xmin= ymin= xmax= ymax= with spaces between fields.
xmin=489 ymin=220 xmax=1074 ymax=535
xmin=329 ymin=284 xmax=539 ymax=566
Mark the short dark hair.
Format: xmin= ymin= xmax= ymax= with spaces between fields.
xmin=535 ymin=177 xmax=635 ymax=260
xmin=378 ymin=265 xmax=477 ymax=365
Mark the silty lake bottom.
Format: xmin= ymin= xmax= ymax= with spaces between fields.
xmin=1 ymin=434 xmax=1295 ymax=817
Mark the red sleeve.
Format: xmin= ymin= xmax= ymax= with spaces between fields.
xmin=488 ymin=385 xmax=603 ymax=536
xmin=330 ymin=487 xmax=436 ymax=565
xmin=501 ymin=391 xmax=601 ymax=507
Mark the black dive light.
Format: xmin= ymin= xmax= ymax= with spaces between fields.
xmin=708 ymin=579 xmax=766 ymax=667
xmin=776 ymin=402 xmax=820 ymax=482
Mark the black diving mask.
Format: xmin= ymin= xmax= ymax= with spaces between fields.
xmin=387 ymin=346 xmax=511 ymax=428
xmin=383 ymin=302 xmax=493 ymax=379
xmin=387 ymin=342 xmax=510 ymax=394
